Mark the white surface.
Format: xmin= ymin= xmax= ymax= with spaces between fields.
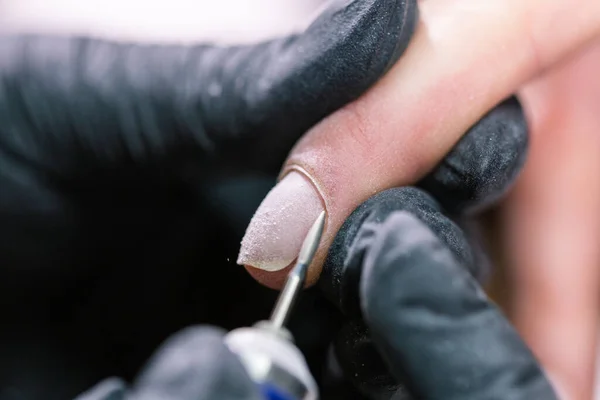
xmin=0 ymin=0 xmax=324 ymax=43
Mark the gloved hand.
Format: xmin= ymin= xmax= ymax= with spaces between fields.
xmin=74 ymin=98 xmax=559 ymax=400
xmin=320 ymin=97 xmax=560 ymax=399
xmin=0 ymin=0 xmax=416 ymax=398
xmin=75 ymin=326 xmax=262 ymax=400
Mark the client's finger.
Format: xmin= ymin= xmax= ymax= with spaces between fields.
xmin=501 ymin=41 xmax=600 ymax=399
xmin=321 ymin=97 xmax=529 ymax=317
xmin=238 ymin=0 xmax=600 ymax=288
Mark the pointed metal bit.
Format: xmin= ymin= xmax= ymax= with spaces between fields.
xmin=269 ymin=211 xmax=326 ymax=330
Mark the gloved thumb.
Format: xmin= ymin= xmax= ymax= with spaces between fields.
xmin=238 ymin=0 xmax=600 ymax=288
xmin=0 ymin=0 xmax=415 ymax=175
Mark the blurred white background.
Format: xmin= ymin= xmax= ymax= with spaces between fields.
xmin=0 ymin=0 xmax=325 ymax=43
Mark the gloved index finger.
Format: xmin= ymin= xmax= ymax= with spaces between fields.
xmin=0 ymin=0 xmax=417 ymax=173
xmin=360 ymin=211 xmax=557 ymax=400
xmin=214 ymin=0 xmax=418 ymax=162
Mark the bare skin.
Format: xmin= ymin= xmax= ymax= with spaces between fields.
xmin=501 ymin=40 xmax=600 ymax=400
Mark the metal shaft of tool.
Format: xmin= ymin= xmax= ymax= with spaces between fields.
xmin=269 ymin=263 xmax=307 ymax=330
xmin=269 ymin=211 xmax=326 ymax=330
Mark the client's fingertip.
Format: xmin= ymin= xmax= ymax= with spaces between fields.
xmin=237 ymin=170 xmax=328 ymax=289
xmin=244 ymin=256 xmax=325 ymax=290
xmin=244 ymin=263 xmax=293 ymax=290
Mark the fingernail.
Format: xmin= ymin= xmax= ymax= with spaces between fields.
xmin=237 ymin=171 xmax=325 ymax=272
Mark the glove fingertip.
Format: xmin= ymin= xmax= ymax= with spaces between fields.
xmin=359 ymin=211 xmax=454 ymax=329
xmin=420 ymin=95 xmax=529 ymax=214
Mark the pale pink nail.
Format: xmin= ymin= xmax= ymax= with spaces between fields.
xmin=237 ymin=171 xmax=325 ymax=271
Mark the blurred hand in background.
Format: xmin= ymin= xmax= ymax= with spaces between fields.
xmin=499 ymin=39 xmax=600 ymax=400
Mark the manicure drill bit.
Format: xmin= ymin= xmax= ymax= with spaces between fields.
xmin=269 ymin=211 xmax=326 ymax=330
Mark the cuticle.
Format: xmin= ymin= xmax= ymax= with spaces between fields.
xmin=280 ymin=165 xmax=329 ymax=229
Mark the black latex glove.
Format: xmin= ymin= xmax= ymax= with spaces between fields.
xmin=75 ymin=326 xmax=262 ymax=400
xmin=0 ymin=1 xmax=417 ymax=398
xmin=320 ymin=97 xmax=559 ymax=400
